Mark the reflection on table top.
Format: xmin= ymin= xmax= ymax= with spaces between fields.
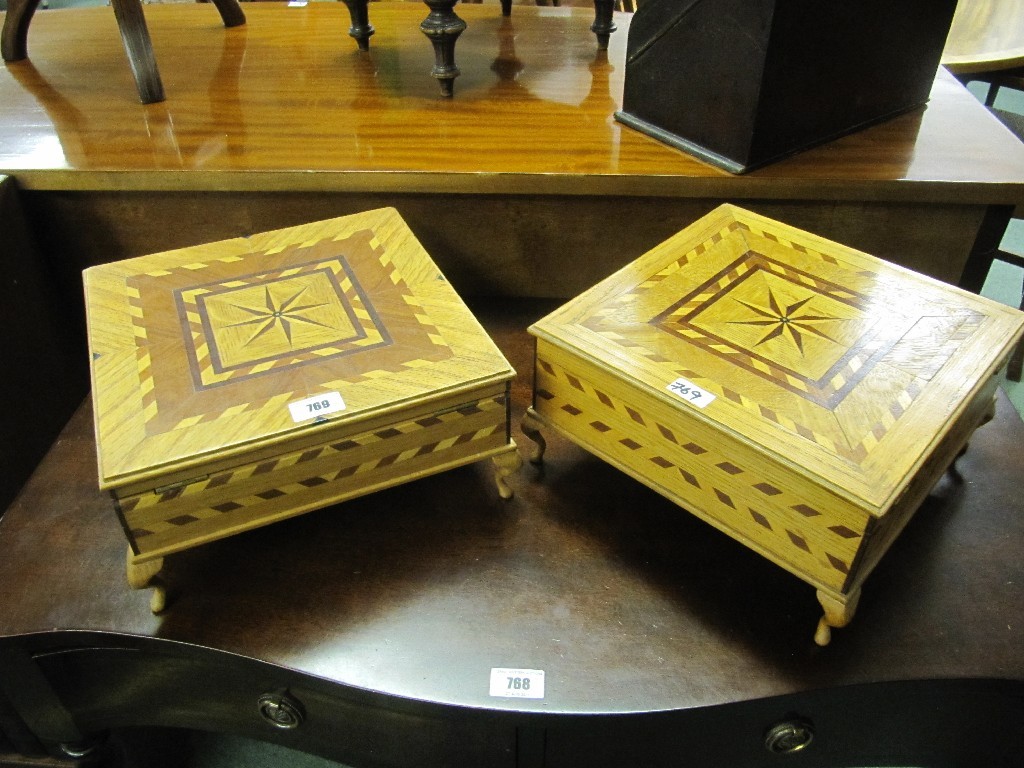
xmin=943 ymin=0 xmax=1024 ymax=74
xmin=1 ymin=3 xmax=1024 ymax=200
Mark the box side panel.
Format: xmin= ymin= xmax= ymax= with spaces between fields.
xmin=118 ymin=392 xmax=510 ymax=559
xmin=113 ymin=383 xmax=510 ymax=498
xmin=534 ymin=342 xmax=869 ymax=593
xmin=848 ymin=374 xmax=1002 ymax=593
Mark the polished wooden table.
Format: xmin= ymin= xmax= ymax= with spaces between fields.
xmin=0 ymin=301 xmax=1023 ymax=767
xmin=1 ymin=4 xmax=1024 ymax=297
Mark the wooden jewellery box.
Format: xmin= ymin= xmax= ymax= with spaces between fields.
xmin=85 ymin=208 xmax=519 ymax=611
xmin=522 ymin=205 xmax=1024 ymax=645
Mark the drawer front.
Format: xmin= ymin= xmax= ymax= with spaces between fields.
xmin=117 ymin=391 xmax=510 ymax=559
xmin=533 ymin=347 xmax=869 ymax=593
xmin=29 ymin=646 xmax=1024 ymax=768
xmin=33 ymin=646 xmax=516 ymax=768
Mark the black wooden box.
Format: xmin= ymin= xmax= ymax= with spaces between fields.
xmin=614 ymin=0 xmax=958 ymax=174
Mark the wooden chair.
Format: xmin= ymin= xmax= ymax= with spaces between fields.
xmin=1 ymin=0 xmax=245 ymax=104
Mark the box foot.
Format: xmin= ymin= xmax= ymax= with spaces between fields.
xmin=126 ymin=547 xmax=167 ymax=614
xmin=492 ymin=442 xmax=523 ymax=500
xmin=814 ymin=587 xmax=860 ymax=646
xmin=521 ymin=408 xmax=547 ymax=464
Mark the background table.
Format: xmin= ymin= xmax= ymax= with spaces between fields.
xmin=1 ymin=4 xmax=1024 ymax=299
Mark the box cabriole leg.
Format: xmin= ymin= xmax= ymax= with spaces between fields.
xmin=520 ymin=407 xmax=547 ymax=465
xmin=814 ymin=587 xmax=861 ymax=647
xmin=491 ymin=441 xmax=523 ymax=500
xmin=126 ymin=546 xmax=166 ymax=614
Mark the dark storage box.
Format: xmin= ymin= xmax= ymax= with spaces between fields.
xmin=614 ymin=0 xmax=958 ymax=174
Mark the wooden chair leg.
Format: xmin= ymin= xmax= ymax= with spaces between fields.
xmin=209 ymin=0 xmax=247 ymax=29
xmin=110 ymin=0 xmax=165 ymax=103
xmin=1 ymin=0 xmax=43 ymax=62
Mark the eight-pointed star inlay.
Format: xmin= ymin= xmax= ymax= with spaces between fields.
xmin=729 ymin=288 xmax=844 ymax=354
xmin=226 ymin=286 xmax=336 ymax=347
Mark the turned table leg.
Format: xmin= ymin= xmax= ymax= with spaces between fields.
xmin=520 ymin=407 xmax=547 ymax=465
xmin=491 ymin=443 xmax=523 ymax=500
xmin=341 ymin=0 xmax=374 ymax=51
xmin=421 ymin=0 xmax=467 ymax=97
xmin=814 ymin=587 xmax=860 ymax=646
xmin=126 ymin=547 xmax=167 ymax=614
xmin=591 ymin=0 xmax=616 ymax=51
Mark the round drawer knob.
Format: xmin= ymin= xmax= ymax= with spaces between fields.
xmin=257 ymin=691 xmax=305 ymax=729
xmin=764 ymin=718 xmax=814 ymax=755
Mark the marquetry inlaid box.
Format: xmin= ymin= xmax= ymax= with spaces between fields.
xmin=85 ymin=208 xmax=518 ymax=610
xmin=522 ymin=205 xmax=1024 ymax=645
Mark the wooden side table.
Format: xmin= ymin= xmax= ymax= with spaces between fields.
xmin=0 ymin=0 xmax=245 ymax=103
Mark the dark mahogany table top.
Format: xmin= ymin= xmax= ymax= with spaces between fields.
xmin=0 ymin=299 xmax=1022 ymax=717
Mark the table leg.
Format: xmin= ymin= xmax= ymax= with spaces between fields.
xmin=126 ymin=547 xmax=167 ymax=614
xmin=421 ymin=0 xmax=467 ymax=97
xmin=814 ymin=587 xmax=861 ymax=646
xmin=959 ymin=204 xmax=1014 ymax=294
xmin=591 ymin=0 xmax=616 ymax=51
xmin=491 ymin=442 xmax=523 ymax=499
xmin=520 ymin=407 xmax=547 ymax=465
xmin=955 ymin=395 xmax=998 ymax=466
xmin=341 ymin=0 xmax=374 ymax=51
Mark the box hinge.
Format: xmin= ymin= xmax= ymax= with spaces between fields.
xmin=153 ymin=475 xmax=208 ymax=496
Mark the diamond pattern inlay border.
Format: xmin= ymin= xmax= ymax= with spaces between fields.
xmin=534 ymin=356 xmax=865 ymax=584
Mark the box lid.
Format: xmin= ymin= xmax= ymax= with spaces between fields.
xmin=530 ymin=204 xmax=1024 ymax=512
xmin=86 ymin=208 xmax=513 ymax=491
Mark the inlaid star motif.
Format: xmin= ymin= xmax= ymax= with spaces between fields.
xmin=730 ymin=289 xmax=842 ymax=354
xmin=225 ymin=286 xmax=335 ymax=347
